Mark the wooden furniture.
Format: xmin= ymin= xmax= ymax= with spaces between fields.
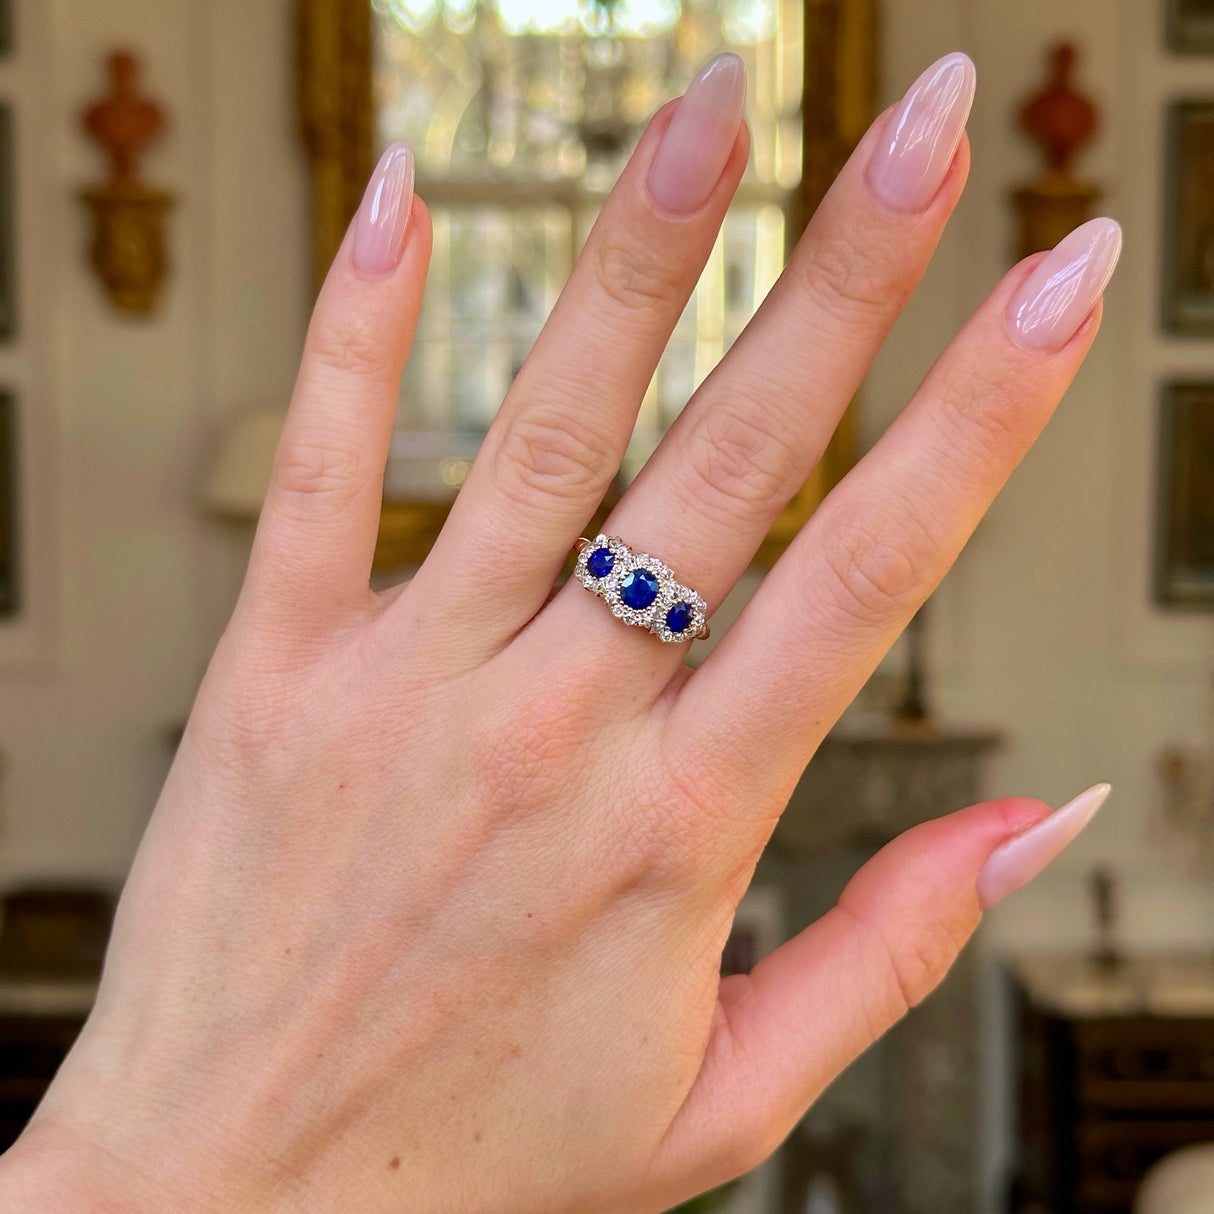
xmin=0 ymin=981 xmax=96 ymax=1149
xmin=0 ymin=888 xmax=109 ymax=1150
xmin=1011 ymin=954 xmax=1214 ymax=1214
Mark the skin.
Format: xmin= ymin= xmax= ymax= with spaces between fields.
xmin=0 ymin=91 xmax=1106 ymax=1214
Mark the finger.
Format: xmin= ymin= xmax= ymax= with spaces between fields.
xmin=533 ymin=53 xmax=975 ymax=676
xmin=647 ymin=785 xmax=1110 ymax=1204
xmin=683 ymin=218 xmax=1122 ymax=792
xmin=244 ymin=144 xmax=432 ymax=626
xmin=409 ymin=57 xmax=749 ymax=649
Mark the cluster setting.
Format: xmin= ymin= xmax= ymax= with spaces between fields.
xmin=574 ymin=534 xmax=708 ymax=644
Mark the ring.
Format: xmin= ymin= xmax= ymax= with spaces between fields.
xmin=573 ymin=535 xmax=710 ymax=643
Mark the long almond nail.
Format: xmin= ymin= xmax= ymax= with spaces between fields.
xmin=1007 ymin=218 xmax=1122 ymax=351
xmin=976 ymin=783 xmax=1111 ymax=908
xmin=352 ymin=143 xmax=415 ymax=276
xmin=867 ymin=52 xmax=976 ymax=213
xmin=647 ymin=54 xmax=746 ymax=215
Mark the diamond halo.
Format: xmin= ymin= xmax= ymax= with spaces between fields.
xmin=574 ymin=534 xmax=709 ymax=644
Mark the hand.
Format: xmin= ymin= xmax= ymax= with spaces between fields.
xmin=0 ymin=52 xmax=1118 ymax=1214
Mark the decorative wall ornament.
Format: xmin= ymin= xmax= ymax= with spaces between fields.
xmin=1164 ymin=100 xmax=1214 ymax=334
xmin=1154 ymin=381 xmax=1214 ymax=607
xmin=78 ymin=51 xmax=174 ymax=315
xmin=0 ymin=105 xmax=15 ymax=340
xmin=1158 ymin=742 xmax=1214 ymax=874
xmin=0 ymin=390 xmax=15 ymax=618
xmin=1011 ymin=43 xmax=1101 ymax=260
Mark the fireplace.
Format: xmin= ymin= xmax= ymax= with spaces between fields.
xmin=753 ymin=727 xmax=1002 ymax=1214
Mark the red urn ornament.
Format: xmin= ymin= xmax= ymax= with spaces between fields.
xmin=78 ymin=50 xmax=174 ymax=314
xmin=1011 ymin=42 xmax=1102 ymax=259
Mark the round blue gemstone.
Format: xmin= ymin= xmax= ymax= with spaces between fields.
xmin=666 ymin=602 xmax=694 ymax=634
xmin=587 ymin=546 xmax=614 ymax=579
xmin=619 ymin=567 xmax=659 ymax=610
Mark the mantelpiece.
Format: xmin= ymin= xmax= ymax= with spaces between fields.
xmin=761 ymin=725 xmax=1004 ymax=1214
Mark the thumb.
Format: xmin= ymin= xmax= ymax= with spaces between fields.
xmin=649 ymin=783 xmax=1110 ymax=1204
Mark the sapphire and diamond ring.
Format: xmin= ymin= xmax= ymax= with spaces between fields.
xmin=574 ymin=535 xmax=709 ymax=643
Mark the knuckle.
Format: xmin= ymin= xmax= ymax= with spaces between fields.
xmin=491 ymin=405 xmax=617 ymax=508
xmin=590 ymin=236 xmax=683 ymax=319
xmin=933 ymin=373 xmax=1028 ymax=465
xmin=645 ymin=746 xmax=773 ymax=887
xmin=814 ymin=506 xmax=933 ymax=629
xmin=624 ymin=762 xmax=714 ymax=887
xmin=800 ymin=226 xmax=897 ymax=319
xmin=210 ymin=699 xmax=295 ymax=775
xmin=272 ymin=437 xmax=368 ymax=510
xmin=871 ymin=916 xmax=966 ymax=1014
xmin=678 ymin=403 xmax=803 ymax=524
xmin=467 ymin=682 xmax=588 ymax=826
xmin=193 ymin=660 xmax=303 ymax=780
xmin=306 ymin=314 xmax=385 ymax=381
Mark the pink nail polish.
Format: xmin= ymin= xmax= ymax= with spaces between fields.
xmin=867 ymin=52 xmax=976 ymax=214
xmin=647 ymin=54 xmax=747 ymax=216
xmin=976 ymin=783 xmax=1111 ymax=909
xmin=1007 ymin=218 xmax=1122 ymax=351
xmin=352 ymin=143 xmax=416 ymax=276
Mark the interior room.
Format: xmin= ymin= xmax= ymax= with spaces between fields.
xmin=0 ymin=1 xmax=1213 ymax=1211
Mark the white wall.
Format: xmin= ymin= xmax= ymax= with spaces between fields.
xmin=0 ymin=0 xmax=307 ymax=879
xmin=868 ymin=0 xmax=1214 ymax=947
xmin=868 ymin=3 xmax=1214 ymax=1207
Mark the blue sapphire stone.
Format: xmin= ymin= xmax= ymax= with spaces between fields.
xmin=666 ymin=602 xmax=694 ymax=634
xmin=587 ymin=546 xmax=614 ymax=579
xmin=620 ymin=567 xmax=659 ymax=611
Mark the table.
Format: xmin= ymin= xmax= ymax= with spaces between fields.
xmin=1011 ymin=953 xmax=1214 ymax=1214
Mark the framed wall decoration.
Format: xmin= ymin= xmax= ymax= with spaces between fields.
xmin=0 ymin=106 xmax=13 ymax=341
xmin=1168 ymin=0 xmax=1214 ymax=53
xmin=1163 ymin=101 xmax=1214 ymax=334
xmin=1155 ymin=381 xmax=1214 ymax=608
xmin=0 ymin=391 xmax=16 ymax=617
xmin=0 ymin=1 xmax=11 ymax=58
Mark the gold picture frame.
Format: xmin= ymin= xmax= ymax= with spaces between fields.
xmin=1155 ymin=380 xmax=1214 ymax=608
xmin=295 ymin=0 xmax=877 ymax=571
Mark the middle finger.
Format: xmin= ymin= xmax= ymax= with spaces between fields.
xmin=536 ymin=53 xmax=976 ymax=676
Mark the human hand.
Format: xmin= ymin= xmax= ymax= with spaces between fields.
xmin=1 ymin=52 xmax=1118 ymax=1214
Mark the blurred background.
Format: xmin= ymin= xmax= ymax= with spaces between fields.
xmin=0 ymin=0 xmax=1213 ymax=1212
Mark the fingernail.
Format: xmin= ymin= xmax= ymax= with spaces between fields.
xmin=648 ymin=53 xmax=746 ymax=215
xmin=976 ymin=783 xmax=1111 ymax=908
xmin=1007 ymin=217 xmax=1123 ymax=351
xmin=352 ymin=143 xmax=415 ymax=276
xmin=867 ymin=52 xmax=975 ymax=213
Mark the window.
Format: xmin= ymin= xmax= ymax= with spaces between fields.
xmin=371 ymin=0 xmax=803 ymax=495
